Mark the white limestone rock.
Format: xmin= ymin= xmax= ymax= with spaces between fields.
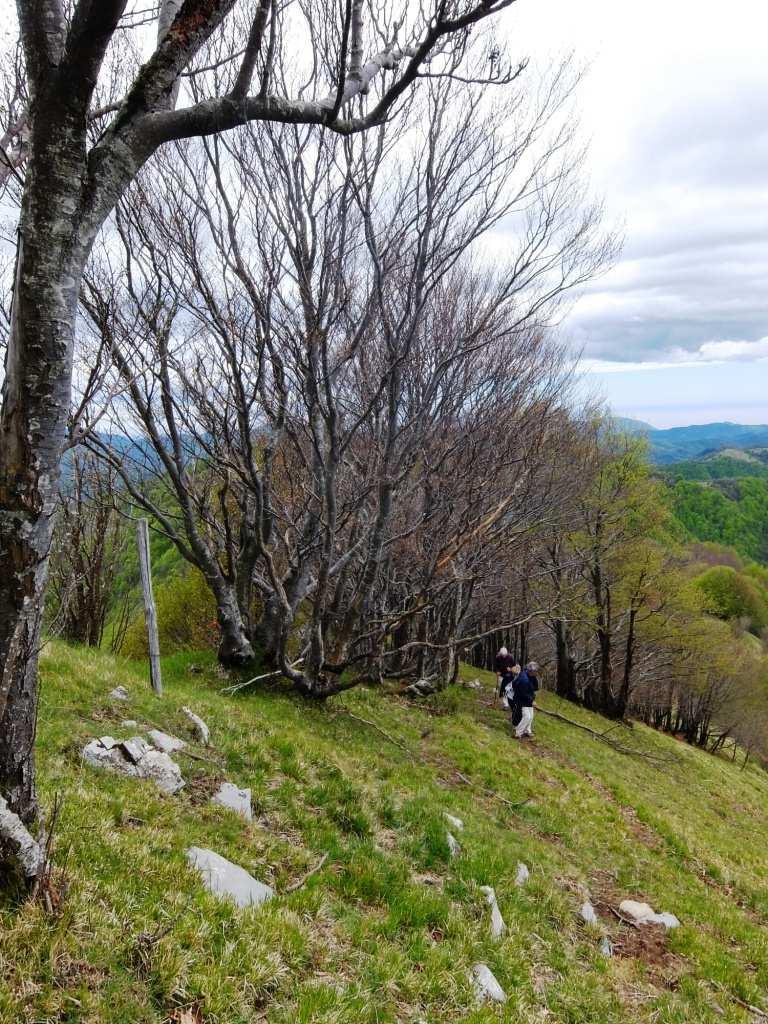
xmin=443 ymin=812 xmax=464 ymax=831
xmin=470 ymin=963 xmax=506 ymax=1004
xmin=181 ymin=706 xmax=210 ymax=746
xmin=108 ymin=685 xmax=130 ymax=701
xmin=186 ymin=847 xmax=274 ymax=908
xmin=120 ymin=720 xmax=138 ymax=729
xmin=619 ymin=899 xmax=680 ymax=929
xmin=82 ymin=736 xmax=184 ymax=795
xmin=211 ymin=782 xmax=252 ymax=821
xmin=515 ymin=862 xmax=530 ymax=887
xmin=147 ymin=729 xmax=186 ymax=754
xmin=446 ymin=831 xmax=461 ymax=857
xmin=580 ymin=901 xmax=599 ymax=925
xmin=479 ymin=885 xmax=506 ymax=938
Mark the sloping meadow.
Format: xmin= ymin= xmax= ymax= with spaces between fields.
xmin=1 ymin=642 xmax=767 ymax=1022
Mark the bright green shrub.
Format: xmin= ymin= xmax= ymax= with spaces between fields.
xmin=121 ymin=569 xmax=219 ymax=658
xmin=692 ymin=565 xmax=768 ymax=632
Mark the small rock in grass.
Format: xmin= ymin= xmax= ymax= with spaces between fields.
xmin=479 ymin=885 xmax=506 ymax=938
xmin=147 ymin=729 xmax=186 ymax=754
xmin=619 ymin=899 xmax=680 ymax=929
xmin=186 ymin=847 xmax=274 ymax=908
xmin=108 ymin=685 xmax=130 ymax=701
xmin=654 ymin=911 xmax=681 ymax=930
xmin=121 ymin=736 xmax=152 ymax=764
xmin=515 ymin=862 xmax=530 ymax=887
xmin=446 ymin=831 xmax=461 ymax=857
xmin=82 ymin=736 xmax=184 ymax=795
xmin=443 ymin=812 xmax=464 ymax=831
xmin=580 ymin=901 xmax=599 ymax=925
xmin=211 ymin=782 xmax=252 ymax=821
xmin=181 ymin=706 xmax=210 ymax=746
xmin=466 ymin=678 xmax=482 ymax=689
xmin=470 ymin=963 xmax=507 ymax=1004
xmin=599 ymin=936 xmax=613 ymax=958
xmin=120 ymin=720 xmax=138 ymax=729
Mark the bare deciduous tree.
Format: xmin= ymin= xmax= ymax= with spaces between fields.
xmin=0 ymin=0 xmax=522 ymax=868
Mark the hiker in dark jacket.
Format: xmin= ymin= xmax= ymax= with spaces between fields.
xmin=511 ymin=668 xmax=536 ymax=738
xmin=500 ymin=663 xmax=524 ymax=727
xmin=494 ymin=646 xmax=515 ymax=690
xmin=526 ymin=662 xmax=540 ymax=695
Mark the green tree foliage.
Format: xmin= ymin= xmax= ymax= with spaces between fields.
xmin=665 ymin=456 xmax=768 ymax=482
xmin=691 ymin=566 xmax=768 ymax=634
xmin=121 ymin=570 xmax=219 ymax=659
xmin=670 ymin=478 xmax=768 ymax=562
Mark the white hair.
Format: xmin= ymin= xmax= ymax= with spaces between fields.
xmin=526 ymin=661 xmax=539 ymax=673
xmin=498 ymin=646 xmax=508 ymax=656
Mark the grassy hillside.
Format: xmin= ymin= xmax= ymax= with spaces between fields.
xmin=3 ymin=644 xmax=768 ymax=1023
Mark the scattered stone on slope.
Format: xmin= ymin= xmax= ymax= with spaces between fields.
xmin=405 ymin=678 xmax=436 ymax=697
xmin=443 ymin=812 xmax=464 ymax=831
xmin=479 ymin=885 xmax=506 ymax=938
xmin=446 ymin=831 xmax=461 ymax=857
xmin=211 ymin=782 xmax=252 ymax=821
xmin=147 ymin=729 xmax=186 ymax=754
xmin=515 ymin=862 xmax=530 ymax=887
xmin=465 ymin=678 xmax=482 ymax=689
xmin=470 ymin=963 xmax=507 ymax=1004
xmin=580 ymin=901 xmax=599 ymax=925
xmin=186 ymin=847 xmax=274 ymax=908
xmin=181 ymin=706 xmax=210 ymax=746
xmin=599 ymin=936 xmax=613 ymax=958
xmin=82 ymin=736 xmax=185 ymax=795
xmin=619 ymin=899 xmax=680 ymax=929
xmin=108 ymin=685 xmax=130 ymax=701
xmin=120 ymin=720 xmax=138 ymax=729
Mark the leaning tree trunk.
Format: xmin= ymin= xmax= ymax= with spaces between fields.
xmin=0 ymin=113 xmax=91 ymax=827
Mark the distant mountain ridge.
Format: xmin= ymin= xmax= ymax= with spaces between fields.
xmin=615 ymin=419 xmax=768 ymax=464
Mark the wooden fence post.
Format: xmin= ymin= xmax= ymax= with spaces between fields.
xmin=137 ymin=517 xmax=163 ymax=695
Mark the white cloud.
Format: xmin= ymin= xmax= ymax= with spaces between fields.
xmin=583 ymin=336 xmax=768 ymax=373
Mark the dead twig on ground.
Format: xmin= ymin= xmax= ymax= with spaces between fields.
xmin=284 ymin=852 xmax=329 ymax=893
xmin=453 ymin=770 xmax=533 ymax=811
xmin=222 ymin=658 xmax=304 ymax=695
xmin=333 ymin=708 xmax=415 ymax=756
xmin=712 ymin=981 xmax=768 ymax=1019
xmin=534 ymin=707 xmax=676 ymax=766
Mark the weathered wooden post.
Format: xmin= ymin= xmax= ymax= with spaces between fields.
xmin=137 ymin=517 xmax=163 ymax=696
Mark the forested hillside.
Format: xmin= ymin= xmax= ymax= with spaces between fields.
xmin=669 ymin=478 xmax=768 ymax=563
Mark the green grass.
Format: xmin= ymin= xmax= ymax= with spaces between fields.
xmin=2 ymin=644 xmax=768 ymax=1023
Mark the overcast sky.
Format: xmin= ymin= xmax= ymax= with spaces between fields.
xmin=505 ymin=0 xmax=768 ymax=427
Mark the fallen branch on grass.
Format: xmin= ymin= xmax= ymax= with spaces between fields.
xmin=333 ymin=708 xmax=414 ymax=756
xmin=712 ymin=981 xmax=768 ymax=1019
xmin=284 ymin=852 xmax=329 ymax=893
xmin=453 ymin=770 xmax=533 ymax=811
xmin=598 ymin=901 xmax=640 ymax=929
xmin=535 ymin=707 xmax=676 ymax=766
xmin=222 ymin=658 xmax=304 ymax=695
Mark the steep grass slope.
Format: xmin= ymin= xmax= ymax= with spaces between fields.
xmin=2 ymin=644 xmax=768 ymax=1023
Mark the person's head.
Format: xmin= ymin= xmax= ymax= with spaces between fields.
xmin=526 ymin=661 xmax=539 ymax=675
xmin=498 ymin=646 xmax=508 ymax=656
xmin=512 ymin=663 xmax=521 ymax=675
